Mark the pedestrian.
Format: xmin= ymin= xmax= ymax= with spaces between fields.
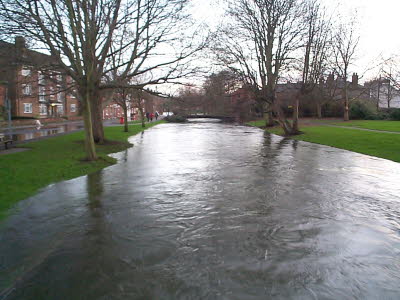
xmin=155 ymin=111 xmax=159 ymax=120
xmin=150 ymin=112 xmax=154 ymax=121
xmin=146 ymin=112 xmax=150 ymax=122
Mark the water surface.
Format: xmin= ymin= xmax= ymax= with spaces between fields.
xmin=1 ymin=120 xmax=400 ymax=299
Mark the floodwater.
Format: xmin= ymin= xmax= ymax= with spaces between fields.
xmin=1 ymin=119 xmax=400 ymax=299
xmin=1 ymin=123 xmax=84 ymax=142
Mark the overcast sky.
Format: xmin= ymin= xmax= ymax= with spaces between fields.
xmin=190 ymin=0 xmax=400 ymax=82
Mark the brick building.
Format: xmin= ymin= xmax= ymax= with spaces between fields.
xmin=0 ymin=82 xmax=6 ymax=120
xmin=229 ymin=87 xmax=257 ymax=121
xmin=102 ymin=92 xmax=164 ymax=120
xmin=0 ymin=37 xmax=80 ymax=120
xmin=103 ymin=102 xmax=124 ymax=119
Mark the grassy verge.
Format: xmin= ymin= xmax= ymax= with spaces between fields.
xmin=247 ymin=120 xmax=267 ymax=128
xmin=334 ymin=120 xmax=400 ymax=132
xmin=247 ymin=119 xmax=400 ymax=163
xmin=128 ymin=120 xmax=144 ymax=124
xmin=0 ymin=121 xmax=164 ymax=218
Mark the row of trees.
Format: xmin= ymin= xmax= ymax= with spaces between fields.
xmin=0 ymin=0 xmax=205 ymax=160
xmin=213 ymin=0 xmax=361 ymax=135
xmin=169 ymin=70 xmax=258 ymax=121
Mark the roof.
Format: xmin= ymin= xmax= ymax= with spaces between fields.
xmin=0 ymin=40 xmax=59 ymax=68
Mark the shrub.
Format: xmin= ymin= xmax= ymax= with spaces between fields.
xmin=389 ymin=108 xmax=400 ymax=121
xmin=164 ymin=115 xmax=187 ymax=123
xmin=322 ymin=101 xmax=343 ymax=118
xmin=349 ymin=101 xmax=378 ymax=120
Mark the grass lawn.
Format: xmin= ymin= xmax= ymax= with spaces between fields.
xmin=247 ymin=119 xmax=400 ymax=163
xmin=247 ymin=120 xmax=267 ymax=128
xmin=0 ymin=121 xmax=163 ymax=218
xmin=334 ymin=120 xmax=400 ymax=132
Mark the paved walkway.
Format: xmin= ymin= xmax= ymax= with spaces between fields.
xmin=324 ymin=124 xmax=400 ymax=134
xmin=0 ymin=118 xmax=163 ymax=156
xmin=0 ymin=148 xmax=29 ymax=156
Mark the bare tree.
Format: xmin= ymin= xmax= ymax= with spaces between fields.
xmin=378 ymin=56 xmax=400 ymax=108
xmin=0 ymin=0 xmax=134 ymax=160
xmin=202 ymin=70 xmax=242 ymax=116
xmin=95 ymin=0 xmax=206 ymax=143
xmin=332 ymin=16 xmax=360 ymax=121
xmin=215 ymin=0 xmax=307 ymax=134
xmin=0 ymin=0 xmax=203 ymax=160
xmin=291 ymin=0 xmax=331 ymax=131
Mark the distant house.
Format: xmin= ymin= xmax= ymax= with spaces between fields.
xmin=229 ymin=87 xmax=257 ymax=121
xmin=0 ymin=36 xmax=80 ymax=119
xmin=103 ymin=102 xmax=124 ymax=120
xmin=102 ymin=92 xmax=164 ymax=120
xmin=364 ymin=78 xmax=400 ymax=109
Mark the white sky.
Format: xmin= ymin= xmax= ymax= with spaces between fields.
xmin=322 ymin=0 xmax=400 ymax=79
xmin=190 ymin=0 xmax=400 ymax=82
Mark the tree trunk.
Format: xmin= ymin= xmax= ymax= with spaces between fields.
xmin=82 ymin=94 xmax=97 ymax=161
xmin=266 ymin=111 xmax=275 ymax=127
xmin=123 ymin=104 xmax=128 ymax=132
xmin=139 ymin=105 xmax=145 ymax=128
xmin=316 ymin=102 xmax=322 ymax=119
xmin=265 ymin=102 xmax=274 ymax=127
xmin=343 ymin=75 xmax=349 ymax=121
xmin=344 ymin=89 xmax=349 ymax=121
xmin=91 ymin=92 xmax=105 ymax=144
xmin=292 ymin=94 xmax=300 ymax=134
xmin=273 ymin=103 xmax=292 ymax=136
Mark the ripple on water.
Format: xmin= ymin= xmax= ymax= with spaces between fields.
xmin=1 ymin=122 xmax=400 ymax=299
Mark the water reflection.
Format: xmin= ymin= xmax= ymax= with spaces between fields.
xmin=0 ymin=123 xmax=84 ymax=142
xmin=1 ymin=121 xmax=400 ymax=299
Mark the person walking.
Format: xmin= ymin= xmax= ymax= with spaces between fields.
xmin=146 ymin=112 xmax=150 ymax=122
xmin=155 ymin=111 xmax=159 ymax=120
xmin=150 ymin=112 xmax=154 ymax=122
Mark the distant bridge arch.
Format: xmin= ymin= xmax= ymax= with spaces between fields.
xmin=184 ymin=114 xmax=235 ymax=122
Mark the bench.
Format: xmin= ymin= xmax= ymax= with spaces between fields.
xmin=0 ymin=134 xmax=13 ymax=150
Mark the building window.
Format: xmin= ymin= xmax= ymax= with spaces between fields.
xmin=22 ymin=84 xmax=32 ymax=95
xmin=39 ymin=104 xmax=47 ymax=115
xmin=70 ymin=89 xmax=77 ymax=98
xmin=57 ymin=105 xmax=64 ymax=115
xmin=39 ymin=86 xmax=46 ymax=102
xmin=56 ymin=74 xmax=63 ymax=82
xmin=24 ymin=103 xmax=32 ymax=113
xmin=21 ymin=68 xmax=31 ymax=76
xmin=70 ymin=103 xmax=76 ymax=112
xmin=49 ymin=86 xmax=55 ymax=99
xmin=57 ymin=91 xmax=63 ymax=102
xmin=38 ymin=72 xmax=45 ymax=85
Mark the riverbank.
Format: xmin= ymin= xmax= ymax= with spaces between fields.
xmin=248 ymin=119 xmax=400 ymax=163
xmin=0 ymin=121 xmax=164 ymax=218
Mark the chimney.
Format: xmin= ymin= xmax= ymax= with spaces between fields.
xmin=327 ymin=73 xmax=334 ymax=86
xmin=15 ymin=36 xmax=26 ymax=58
xmin=352 ymin=73 xmax=359 ymax=86
xmin=15 ymin=36 xmax=26 ymax=49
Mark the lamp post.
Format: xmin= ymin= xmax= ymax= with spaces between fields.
xmin=2 ymin=81 xmax=12 ymax=133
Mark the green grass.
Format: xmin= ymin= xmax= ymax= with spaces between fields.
xmin=248 ymin=119 xmax=400 ymax=163
xmin=290 ymin=126 xmax=400 ymax=162
xmin=247 ymin=120 xmax=267 ymax=128
xmin=0 ymin=121 xmax=164 ymax=218
xmin=335 ymin=120 xmax=400 ymax=132
xmin=128 ymin=120 xmax=144 ymax=124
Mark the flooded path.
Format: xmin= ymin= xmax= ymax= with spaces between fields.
xmin=0 ymin=122 xmax=84 ymax=143
xmin=1 ymin=120 xmax=400 ymax=299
